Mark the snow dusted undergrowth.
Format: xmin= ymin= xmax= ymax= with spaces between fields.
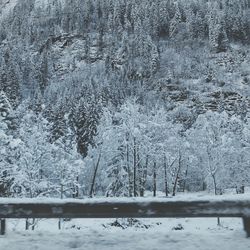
xmin=0 ymin=0 xmax=18 ymax=21
xmin=0 ymin=218 xmax=249 ymax=250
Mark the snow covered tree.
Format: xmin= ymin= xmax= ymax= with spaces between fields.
xmin=0 ymin=91 xmax=20 ymax=197
xmin=169 ymin=3 xmax=182 ymax=38
xmin=72 ymin=97 xmax=101 ymax=157
xmin=208 ymin=4 xmax=229 ymax=53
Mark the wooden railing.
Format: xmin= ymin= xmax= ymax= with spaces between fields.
xmin=0 ymin=197 xmax=250 ymax=237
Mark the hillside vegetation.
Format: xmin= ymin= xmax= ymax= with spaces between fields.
xmin=0 ymin=0 xmax=250 ymax=198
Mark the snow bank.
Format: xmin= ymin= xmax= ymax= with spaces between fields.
xmin=0 ymin=193 xmax=249 ymax=205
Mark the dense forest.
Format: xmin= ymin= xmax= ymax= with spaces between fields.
xmin=1 ymin=0 xmax=250 ymax=199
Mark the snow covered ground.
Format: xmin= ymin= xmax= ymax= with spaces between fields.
xmin=0 ymin=217 xmax=250 ymax=250
xmin=1 ymin=192 xmax=250 ymax=249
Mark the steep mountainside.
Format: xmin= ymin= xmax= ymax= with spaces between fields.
xmin=1 ymin=0 xmax=250 ymax=197
xmin=1 ymin=0 xmax=250 ymax=116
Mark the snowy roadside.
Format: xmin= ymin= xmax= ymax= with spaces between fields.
xmin=0 ymin=192 xmax=250 ymax=204
xmin=1 ymin=218 xmax=250 ymax=250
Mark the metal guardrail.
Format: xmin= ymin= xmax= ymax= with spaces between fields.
xmin=0 ymin=198 xmax=250 ymax=237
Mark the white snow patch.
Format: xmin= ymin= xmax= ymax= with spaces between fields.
xmin=0 ymin=0 xmax=18 ymax=21
xmin=0 ymin=193 xmax=250 ymax=205
xmin=9 ymin=139 xmax=22 ymax=149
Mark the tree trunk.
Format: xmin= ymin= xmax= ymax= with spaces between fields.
xmin=182 ymin=165 xmax=189 ymax=193
xmin=164 ymin=156 xmax=168 ymax=197
xmin=140 ymin=155 xmax=148 ymax=197
xmin=0 ymin=219 xmax=6 ymax=235
xmin=137 ymin=147 xmax=142 ymax=197
xmin=26 ymin=191 xmax=33 ymax=230
xmin=127 ymin=144 xmax=132 ymax=197
xmin=72 ymin=176 xmax=79 ymax=198
xmin=133 ymin=137 xmax=137 ymax=197
xmin=25 ymin=219 xmax=29 ymax=230
xmin=59 ymin=173 xmax=64 ymax=230
xmin=172 ymin=152 xmax=181 ymax=197
xmin=31 ymin=218 xmax=35 ymax=231
xmin=212 ymin=174 xmax=221 ymax=226
xmin=212 ymin=174 xmax=217 ymax=195
xmin=153 ymin=162 xmax=157 ymax=197
xmin=58 ymin=218 xmax=62 ymax=230
xmin=243 ymin=217 xmax=250 ymax=237
xmin=89 ymin=153 xmax=101 ymax=198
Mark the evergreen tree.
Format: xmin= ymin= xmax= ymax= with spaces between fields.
xmin=208 ymin=4 xmax=229 ymax=53
xmin=169 ymin=3 xmax=182 ymax=38
xmin=0 ymin=91 xmax=19 ymax=197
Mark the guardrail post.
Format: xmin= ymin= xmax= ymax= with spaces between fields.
xmin=0 ymin=219 xmax=6 ymax=235
xmin=243 ymin=217 xmax=250 ymax=237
